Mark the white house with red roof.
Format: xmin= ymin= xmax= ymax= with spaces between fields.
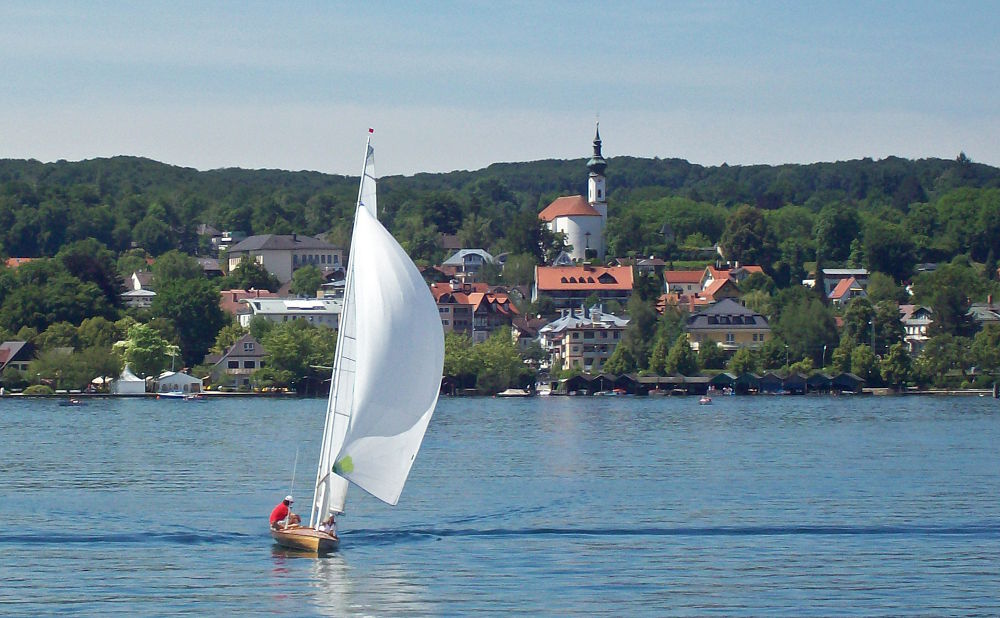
xmin=538 ymin=125 xmax=608 ymax=262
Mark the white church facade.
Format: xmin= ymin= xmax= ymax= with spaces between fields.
xmin=538 ymin=125 xmax=609 ymax=262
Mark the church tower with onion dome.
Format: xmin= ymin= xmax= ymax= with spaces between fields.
xmin=587 ymin=123 xmax=608 ymax=227
xmin=537 ymin=124 xmax=608 ymax=262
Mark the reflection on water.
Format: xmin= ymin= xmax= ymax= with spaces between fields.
xmin=268 ymin=544 xmax=431 ymax=616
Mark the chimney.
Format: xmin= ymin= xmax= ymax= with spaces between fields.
xmin=292 ymin=233 xmax=297 ymax=242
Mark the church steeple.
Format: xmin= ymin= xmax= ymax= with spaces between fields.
xmin=587 ymin=123 xmax=607 ymax=176
xmin=587 ymin=123 xmax=607 ymax=235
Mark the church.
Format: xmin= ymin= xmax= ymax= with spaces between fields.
xmin=538 ymin=125 xmax=608 ymax=262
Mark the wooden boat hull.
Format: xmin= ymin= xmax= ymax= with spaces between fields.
xmin=270 ymin=526 xmax=339 ymax=553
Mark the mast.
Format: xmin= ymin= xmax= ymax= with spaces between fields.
xmin=310 ymin=130 xmax=375 ymax=527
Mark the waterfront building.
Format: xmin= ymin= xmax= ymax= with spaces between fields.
xmin=538 ymin=306 xmax=629 ymax=373
xmin=685 ymin=298 xmax=771 ymax=352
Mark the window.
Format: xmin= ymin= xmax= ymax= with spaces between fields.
xmin=243 ymin=342 xmax=254 ymax=352
xmin=228 ymin=361 xmax=239 ymax=369
xmin=243 ymin=361 xmax=255 ymax=369
xmin=584 ymin=332 xmax=595 ymax=339
xmin=572 ymin=332 xmax=580 ymax=339
xmin=442 ymin=319 xmax=450 ymax=325
xmin=725 ymin=333 xmax=735 ymax=343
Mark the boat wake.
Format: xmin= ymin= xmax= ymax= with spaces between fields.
xmin=0 ymin=530 xmax=252 ymax=546
xmin=340 ymin=522 xmax=1000 ymax=546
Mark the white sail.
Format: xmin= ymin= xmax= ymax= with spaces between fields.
xmin=310 ymin=135 xmax=443 ymax=526
xmin=333 ymin=205 xmax=444 ymax=505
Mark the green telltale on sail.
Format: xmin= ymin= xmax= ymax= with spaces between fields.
xmin=334 ymin=456 xmax=354 ymax=474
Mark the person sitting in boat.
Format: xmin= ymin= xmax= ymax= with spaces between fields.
xmin=269 ymin=495 xmax=301 ymax=530
xmin=317 ymin=513 xmax=337 ymax=536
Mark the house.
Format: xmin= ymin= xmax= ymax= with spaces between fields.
xmin=215 ymin=230 xmax=247 ymax=253
xmin=699 ymin=264 xmax=764 ymax=290
xmin=197 ymin=257 xmax=224 ymax=278
xmin=4 ymin=257 xmax=34 ymax=269
xmin=0 ymin=341 xmax=34 ymax=373
xmin=431 ymin=281 xmax=520 ymax=343
xmin=238 ymin=297 xmax=342 ymax=328
xmin=828 ymin=276 xmax=867 ymax=306
xmin=156 ymin=371 xmax=203 ymax=394
xmin=439 ymin=249 xmax=494 ymax=282
xmin=968 ymin=296 xmax=1000 ymax=327
xmin=122 ymin=270 xmax=156 ymax=308
xmin=511 ymin=315 xmax=550 ymax=353
xmin=226 ymin=234 xmax=344 ymax=284
xmin=663 ymin=270 xmax=704 ymax=295
xmin=533 ymin=264 xmax=633 ymax=310
xmin=814 ymin=268 xmax=869 ymax=298
xmin=219 ymin=289 xmax=280 ymax=319
xmin=700 ymin=278 xmax=741 ymax=303
xmin=685 ymin=298 xmax=771 ymax=352
xmin=538 ymin=306 xmax=629 ymax=373
xmin=206 ymin=334 xmax=268 ymax=390
xmin=110 ymin=365 xmax=146 ymax=395
xmin=899 ymin=305 xmax=933 ymax=354
xmin=538 ymin=127 xmax=609 ymax=262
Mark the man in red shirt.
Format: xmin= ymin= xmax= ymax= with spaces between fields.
xmin=269 ymin=495 xmax=299 ymax=529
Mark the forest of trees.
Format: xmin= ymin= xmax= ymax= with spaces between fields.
xmin=2 ymin=152 xmax=1000 ymax=393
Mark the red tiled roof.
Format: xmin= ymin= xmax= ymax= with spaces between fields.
xmin=219 ymin=289 xmax=279 ymax=314
xmin=535 ymin=266 xmax=633 ymax=291
xmin=663 ymin=270 xmax=704 ymax=284
xmin=538 ymin=196 xmax=601 ymax=222
xmin=4 ymin=257 xmax=33 ymax=269
xmin=829 ymin=277 xmax=859 ymax=299
xmin=702 ymin=278 xmax=733 ymax=300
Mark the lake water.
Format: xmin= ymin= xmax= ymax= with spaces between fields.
xmin=1 ymin=394 xmax=999 ymax=615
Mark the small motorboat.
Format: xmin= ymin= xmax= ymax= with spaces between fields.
xmin=698 ymin=396 xmax=712 ymax=405
xmin=58 ymin=398 xmax=85 ymax=407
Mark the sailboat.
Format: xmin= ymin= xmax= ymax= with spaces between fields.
xmin=270 ymin=131 xmax=445 ymax=553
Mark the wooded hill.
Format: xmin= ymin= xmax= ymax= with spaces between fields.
xmin=1 ymin=153 xmax=999 ymax=281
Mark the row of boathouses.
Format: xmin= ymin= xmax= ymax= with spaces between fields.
xmin=554 ymin=371 xmax=866 ymax=396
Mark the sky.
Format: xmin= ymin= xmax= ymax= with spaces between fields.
xmin=2 ymin=1 xmax=998 ymax=177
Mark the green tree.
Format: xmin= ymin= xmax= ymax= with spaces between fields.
xmin=911 ymin=261 xmax=980 ymax=337
xmin=152 ymin=249 xmax=203 ymax=283
xmin=290 ymin=264 xmax=324 ymax=297
xmin=500 ymin=253 xmax=537 ymax=287
xmin=879 ymin=342 xmax=912 ymax=391
xmin=850 ymin=344 xmax=877 ymax=384
xmin=114 ymin=322 xmax=177 ymax=377
xmin=970 ymin=324 xmax=1000 ymax=374
xmin=36 ymin=321 xmax=78 ymax=351
xmin=152 ymin=278 xmax=229 ymax=367
xmin=814 ymin=203 xmax=860 ymax=263
xmin=863 ymin=220 xmax=915 ymax=283
xmin=866 ymin=272 xmax=908 ymax=305
xmin=664 ymin=333 xmax=699 ymax=376
xmin=57 ymin=238 xmax=121 ymax=308
xmin=697 ymin=340 xmax=727 ymax=370
xmin=469 ymin=328 xmax=533 ymax=394
xmin=78 ymin=316 xmax=124 ymax=349
xmin=773 ymin=291 xmax=838 ymax=365
xmin=728 ymin=347 xmax=758 ymax=374
xmin=720 ymin=205 xmax=775 ymax=266
xmin=212 ymin=323 xmax=249 ymax=354
xmin=222 ymin=257 xmax=281 ymax=292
